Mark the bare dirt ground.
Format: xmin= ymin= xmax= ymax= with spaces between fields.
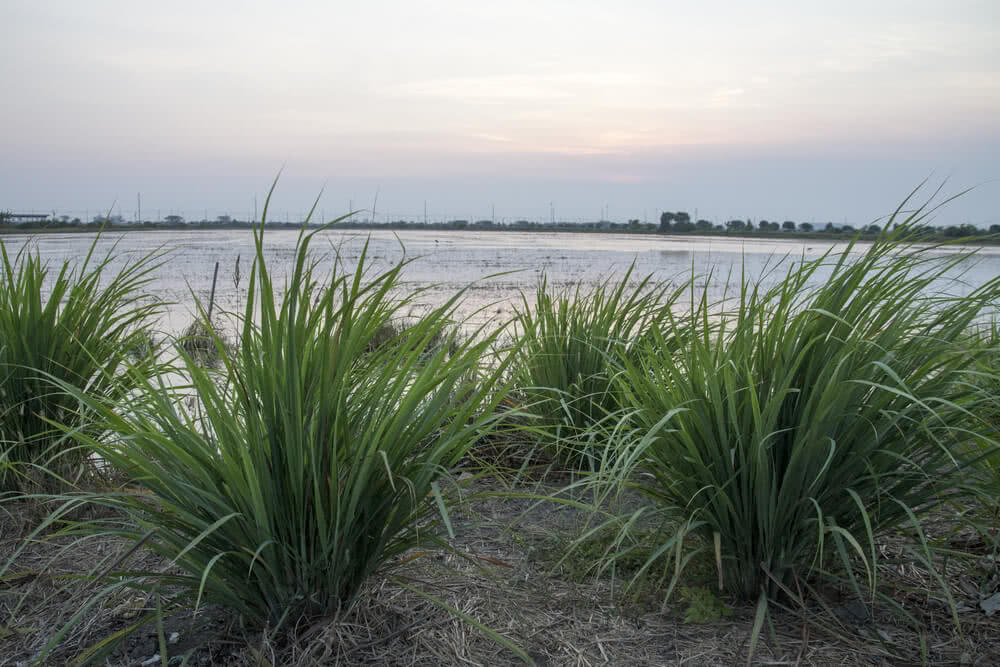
xmin=2 ymin=474 xmax=999 ymax=666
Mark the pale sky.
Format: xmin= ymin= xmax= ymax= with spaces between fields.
xmin=2 ymin=1 xmax=998 ymax=226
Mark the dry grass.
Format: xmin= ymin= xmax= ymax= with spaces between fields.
xmin=3 ymin=478 xmax=999 ymax=666
xmin=177 ymin=315 xmax=231 ymax=367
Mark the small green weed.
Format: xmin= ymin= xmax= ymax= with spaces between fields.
xmin=677 ymin=586 xmax=733 ymax=623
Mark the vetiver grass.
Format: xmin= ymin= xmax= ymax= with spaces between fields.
xmin=965 ymin=319 xmax=1000 ymax=500
xmin=601 ymin=196 xmax=1000 ymax=626
xmin=512 ymin=265 xmax=681 ymax=466
xmin=0 ymin=233 xmax=166 ymax=493
xmin=45 ymin=196 xmax=516 ymax=654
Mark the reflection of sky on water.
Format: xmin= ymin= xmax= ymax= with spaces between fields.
xmin=7 ymin=229 xmax=999 ymax=335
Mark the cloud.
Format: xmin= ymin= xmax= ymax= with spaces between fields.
xmin=389 ymin=71 xmax=652 ymax=104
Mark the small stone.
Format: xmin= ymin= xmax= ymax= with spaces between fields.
xmin=834 ymin=599 xmax=869 ymax=624
xmin=141 ymin=655 xmax=161 ymax=666
xmin=169 ymin=631 xmax=180 ymax=644
xmin=980 ymin=592 xmax=1000 ymax=616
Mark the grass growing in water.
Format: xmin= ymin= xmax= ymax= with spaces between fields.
xmin=178 ymin=315 xmax=229 ymax=367
xmin=0 ymin=233 xmax=166 ymax=492
xmin=51 ymin=198 xmax=515 ymax=645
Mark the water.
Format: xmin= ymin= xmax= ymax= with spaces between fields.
xmin=5 ymin=228 xmax=999 ymax=335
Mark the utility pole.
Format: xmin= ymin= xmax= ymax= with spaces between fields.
xmin=550 ymin=201 xmax=554 ymax=225
xmin=424 ymin=200 xmax=427 ymax=225
xmin=491 ymin=203 xmax=495 ymax=224
xmin=137 ymin=193 xmax=141 ymax=224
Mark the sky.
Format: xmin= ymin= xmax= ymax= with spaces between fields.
xmin=1 ymin=1 xmax=998 ymax=226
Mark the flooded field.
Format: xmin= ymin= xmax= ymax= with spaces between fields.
xmin=6 ymin=228 xmax=1000 ymax=335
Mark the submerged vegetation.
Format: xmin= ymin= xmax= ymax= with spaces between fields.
xmin=1 ymin=187 xmax=999 ymax=664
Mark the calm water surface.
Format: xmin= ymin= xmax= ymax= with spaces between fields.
xmin=7 ymin=229 xmax=999 ymax=335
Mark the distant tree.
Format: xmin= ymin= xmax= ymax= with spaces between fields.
xmin=628 ymin=219 xmax=640 ymax=228
xmin=659 ymin=211 xmax=674 ymax=233
xmin=782 ymin=221 xmax=796 ymax=231
xmin=696 ymin=219 xmax=713 ymax=230
xmin=758 ymin=219 xmax=769 ymax=231
xmin=990 ymin=224 xmax=1000 ymax=234
xmin=216 ymin=215 xmax=232 ymax=224
xmin=899 ymin=224 xmax=935 ymax=240
xmin=164 ymin=215 xmax=185 ymax=224
xmin=824 ymin=222 xmax=836 ymax=232
xmin=798 ymin=222 xmax=813 ymax=232
xmin=674 ymin=211 xmax=691 ymax=225
xmin=841 ymin=224 xmax=856 ymax=233
xmin=768 ymin=222 xmax=779 ymax=231
xmin=726 ymin=219 xmax=745 ymax=231
xmin=865 ymin=224 xmax=881 ymax=234
xmin=943 ymin=224 xmax=980 ymax=238
xmin=674 ymin=220 xmax=696 ymax=232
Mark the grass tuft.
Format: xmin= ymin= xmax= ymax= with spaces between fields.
xmin=0 ymin=232 xmax=167 ymax=492
xmin=50 ymin=193 xmax=514 ymax=637
xmin=512 ymin=265 xmax=682 ymax=466
xmin=609 ymin=190 xmax=1000 ymax=616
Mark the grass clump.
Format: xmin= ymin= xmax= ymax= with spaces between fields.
xmin=53 ymin=199 xmax=513 ymax=640
xmin=513 ymin=265 xmax=680 ymax=466
xmin=613 ymin=195 xmax=1000 ymax=613
xmin=0 ymin=234 xmax=166 ymax=492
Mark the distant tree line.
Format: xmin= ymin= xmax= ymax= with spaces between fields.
xmin=2 ymin=208 xmax=999 ymax=241
xmin=657 ymin=210 xmax=1000 ymax=240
